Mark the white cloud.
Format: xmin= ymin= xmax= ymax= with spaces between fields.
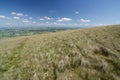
xmin=40 ymin=22 xmax=66 ymax=26
xmin=29 ymin=17 xmax=33 ymax=20
xmin=97 ymin=23 xmax=106 ymax=26
xmin=80 ymin=19 xmax=91 ymax=22
xmin=24 ymin=14 xmax=28 ymax=16
xmin=53 ymin=22 xmax=58 ymax=25
xmin=53 ymin=22 xmax=65 ymax=26
xmin=75 ymin=11 xmax=79 ymax=14
xmin=44 ymin=16 xmax=51 ymax=20
xmin=6 ymin=17 xmax=10 ymax=19
xmin=40 ymin=18 xmax=45 ymax=21
xmin=5 ymin=23 xmax=11 ymax=25
xmin=11 ymin=12 xmax=24 ymax=16
xmin=0 ymin=15 xmax=6 ymax=19
xmin=48 ymin=10 xmax=56 ymax=13
xmin=33 ymin=21 xmax=36 ymax=23
xmin=11 ymin=12 xmax=16 ymax=15
xmin=22 ymin=19 xmax=30 ymax=23
xmin=57 ymin=17 xmax=72 ymax=22
xmin=13 ymin=16 xmax=20 ymax=20
xmin=0 ymin=15 xmax=10 ymax=19
xmin=16 ymin=13 xmax=23 ymax=16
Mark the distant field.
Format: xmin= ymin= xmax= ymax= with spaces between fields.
xmin=0 ymin=25 xmax=120 ymax=80
xmin=0 ymin=27 xmax=79 ymax=38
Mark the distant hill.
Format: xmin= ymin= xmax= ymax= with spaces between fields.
xmin=0 ymin=25 xmax=120 ymax=80
xmin=0 ymin=27 xmax=80 ymax=38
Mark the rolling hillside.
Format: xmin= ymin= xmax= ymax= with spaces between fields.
xmin=0 ymin=25 xmax=120 ymax=80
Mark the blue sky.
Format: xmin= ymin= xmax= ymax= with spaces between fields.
xmin=0 ymin=0 xmax=120 ymax=27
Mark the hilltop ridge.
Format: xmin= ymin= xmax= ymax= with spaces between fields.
xmin=0 ymin=25 xmax=120 ymax=80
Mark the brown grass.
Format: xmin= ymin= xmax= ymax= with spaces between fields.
xmin=0 ymin=25 xmax=120 ymax=80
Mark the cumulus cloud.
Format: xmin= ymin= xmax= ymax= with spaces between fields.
xmin=16 ymin=13 xmax=23 ymax=16
xmin=44 ymin=16 xmax=51 ymax=20
xmin=22 ymin=19 xmax=30 ymax=23
xmin=0 ymin=15 xmax=10 ymax=19
xmin=41 ymin=22 xmax=66 ymax=26
xmin=11 ymin=12 xmax=24 ymax=16
xmin=57 ymin=17 xmax=72 ymax=22
xmin=29 ymin=17 xmax=33 ymax=20
xmin=0 ymin=15 xmax=6 ymax=19
xmin=53 ymin=22 xmax=65 ymax=26
xmin=13 ymin=16 xmax=20 ymax=20
xmin=75 ymin=11 xmax=79 ymax=14
xmin=80 ymin=19 xmax=91 ymax=22
xmin=40 ymin=18 xmax=45 ymax=21
xmin=11 ymin=12 xmax=16 ymax=15
xmin=5 ymin=23 xmax=11 ymax=25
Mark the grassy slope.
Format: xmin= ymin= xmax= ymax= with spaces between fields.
xmin=0 ymin=25 xmax=120 ymax=80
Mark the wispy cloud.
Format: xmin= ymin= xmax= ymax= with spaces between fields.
xmin=80 ymin=19 xmax=91 ymax=22
xmin=13 ymin=16 xmax=20 ymax=20
xmin=57 ymin=17 xmax=72 ymax=22
xmin=48 ymin=10 xmax=56 ymax=13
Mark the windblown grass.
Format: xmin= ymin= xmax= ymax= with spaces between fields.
xmin=0 ymin=25 xmax=120 ymax=80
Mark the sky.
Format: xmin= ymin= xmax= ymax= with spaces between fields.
xmin=0 ymin=0 xmax=120 ymax=27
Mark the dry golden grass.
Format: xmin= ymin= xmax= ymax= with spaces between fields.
xmin=0 ymin=25 xmax=120 ymax=80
